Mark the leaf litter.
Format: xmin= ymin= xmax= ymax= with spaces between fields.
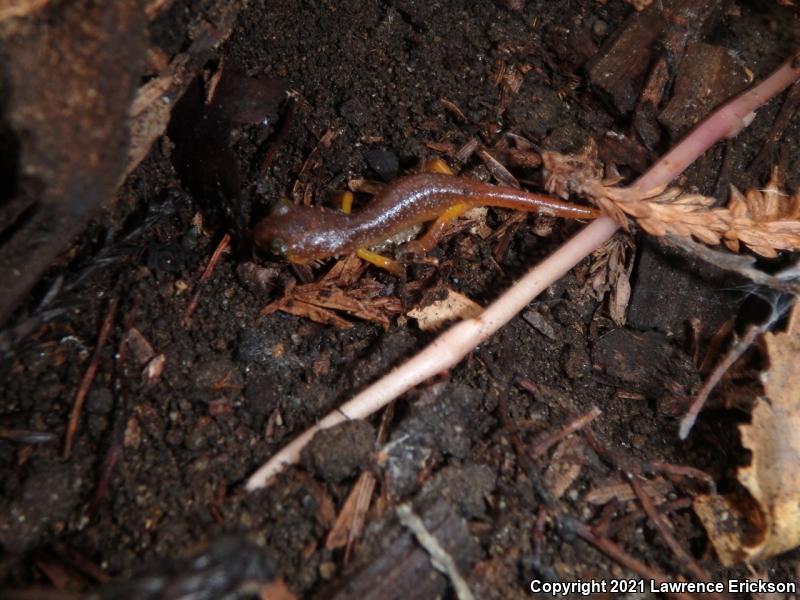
xmin=694 ymin=302 xmax=800 ymax=565
xmin=260 ymin=253 xmax=402 ymax=329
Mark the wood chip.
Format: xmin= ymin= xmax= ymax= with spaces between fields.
xmin=408 ymin=288 xmax=483 ymax=331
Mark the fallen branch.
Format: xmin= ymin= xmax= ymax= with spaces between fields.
xmin=246 ymin=54 xmax=800 ymax=490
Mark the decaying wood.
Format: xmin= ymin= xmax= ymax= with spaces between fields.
xmin=0 ymin=0 xmax=247 ymax=326
xmin=591 ymin=328 xmax=700 ymax=400
xmin=658 ymin=42 xmax=751 ymax=140
xmin=323 ymin=500 xmax=478 ymax=600
xmin=396 ymin=504 xmax=474 ymax=600
xmin=586 ymin=1 xmax=667 ymax=115
xmin=626 ymin=238 xmax=738 ymax=340
xmin=633 ymin=0 xmax=722 ymax=147
xmin=0 ymin=1 xmax=146 ymax=325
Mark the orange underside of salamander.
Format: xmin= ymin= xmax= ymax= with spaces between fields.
xmin=254 ymin=172 xmax=598 ymax=263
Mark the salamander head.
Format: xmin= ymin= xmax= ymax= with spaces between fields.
xmin=254 ymin=199 xmax=351 ymax=263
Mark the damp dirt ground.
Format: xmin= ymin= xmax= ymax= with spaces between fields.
xmin=2 ymin=0 xmax=800 ymax=598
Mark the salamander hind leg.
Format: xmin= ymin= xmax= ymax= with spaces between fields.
xmin=400 ymin=202 xmax=470 ymax=257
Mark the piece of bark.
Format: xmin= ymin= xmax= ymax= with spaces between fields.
xmin=586 ymin=3 xmax=667 ymax=115
xmin=626 ymin=237 xmax=740 ymax=342
xmin=633 ymin=0 xmax=723 ymax=148
xmin=591 ymin=328 xmax=699 ymax=401
xmin=167 ymin=64 xmax=287 ymax=223
xmin=0 ymin=0 xmax=247 ymax=326
xmin=321 ymin=500 xmax=479 ymax=600
xmin=126 ymin=0 xmax=248 ymax=180
xmin=0 ymin=1 xmax=147 ymax=325
xmin=658 ymin=42 xmax=751 ymax=140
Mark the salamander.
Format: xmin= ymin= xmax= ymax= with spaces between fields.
xmin=254 ymin=172 xmax=598 ymax=264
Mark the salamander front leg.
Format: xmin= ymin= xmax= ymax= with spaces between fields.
xmin=421 ymin=158 xmax=453 ymax=175
xmin=356 ymin=248 xmax=405 ymax=277
xmin=337 ymin=191 xmax=354 ymax=214
xmin=336 ymin=190 xmax=404 ymax=276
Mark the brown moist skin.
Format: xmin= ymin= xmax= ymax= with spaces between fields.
xmin=254 ymin=173 xmax=598 ymax=263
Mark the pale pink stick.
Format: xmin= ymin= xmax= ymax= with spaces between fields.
xmin=636 ymin=56 xmax=800 ymax=193
xmin=246 ymin=55 xmax=800 ymax=491
xmin=246 ymin=217 xmax=618 ymax=489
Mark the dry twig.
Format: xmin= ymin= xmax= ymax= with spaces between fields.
xmin=182 ymin=233 xmax=231 ymax=325
xmin=64 ymin=297 xmax=118 ymax=459
xmin=530 ymin=406 xmax=602 ymax=457
xmin=627 ymin=474 xmax=714 ymax=586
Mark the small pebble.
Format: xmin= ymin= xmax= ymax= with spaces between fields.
xmin=319 ymin=561 xmax=337 ymax=580
xmin=561 ymin=344 xmax=590 ymax=379
xmin=592 ymin=19 xmax=608 ymax=37
xmin=363 ymin=148 xmax=399 ymax=182
xmin=86 ymin=387 xmax=114 ymax=414
xmin=301 ymin=420 xmax=375 ymax=482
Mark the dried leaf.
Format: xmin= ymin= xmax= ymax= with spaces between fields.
xmin=262 ymin=255 xmax=401 ymax=328
xmin=326 ymin=471 xmax=376 ymax=550
xmin=587 ymin=234 xmax=634 ymax=325
xmin=408 ymin=288 xmax=483 ymax=331
xmin=585 ymin=478 xmax=673 ymax=506
xmin=260 ymin=577 xmax=298 ymax=600
xmin=267 ymin=298 xmax=353 ymax=329
xmin=695 ymin=303 xmax=800 ymax=564
xmin=543 ymin=437 xmax=585 ymax=499
xmin=544 ymin=146 xmax=800 ymax=258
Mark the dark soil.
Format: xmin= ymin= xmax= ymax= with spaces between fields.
xmin=2 ymin=0 xmax=800 ymax=598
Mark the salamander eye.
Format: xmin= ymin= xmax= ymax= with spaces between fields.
xmin=270 ymin=236 xmax=288 ymax=256
xmin=271 ymin=198 xmax=292 ymax=217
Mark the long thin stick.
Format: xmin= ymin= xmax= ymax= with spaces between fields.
xmin=182 ymin=233 xmax=231 ymax=325
xmin=567 ymin=517 xmax=694 ymax=600
xmin=246 ymin=218 xmax=618 ymax=489
xmin=246 ymin=54 xmax=800 ymax=491
xmin=627 ymin=475 xmax=714 ymax=587
xmin=64 ymin=297 xmax=118 ymax=459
